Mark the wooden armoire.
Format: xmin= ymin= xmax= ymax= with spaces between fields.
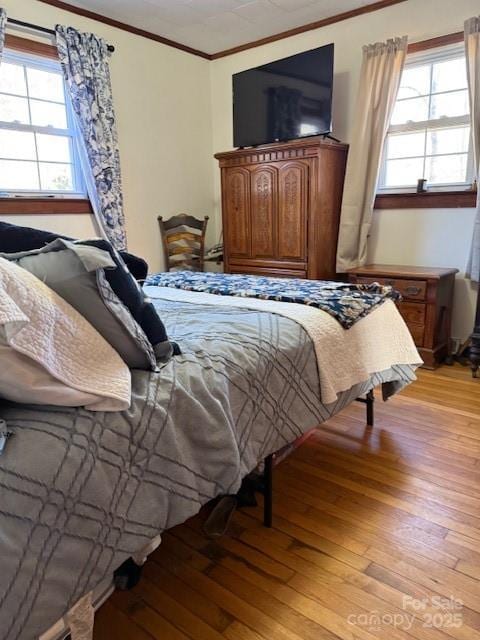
xmin=215 ymin=136 xmax=348 ymax=280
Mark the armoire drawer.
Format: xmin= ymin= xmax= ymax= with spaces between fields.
xmin=229 ymin=258 xmax=307 ymax=271
xmin=228 ymin=265 xmax=307 ymax=279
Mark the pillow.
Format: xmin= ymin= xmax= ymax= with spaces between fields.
xmin=79 ymin=238 xmax=177 ymax=360
xmin=0 ymin=257 xmax=131 ymax=411
xmin=0 ymin=239 xmax=169 ymax=370
xmin=0 ymin=221 xmax=148 ymax=281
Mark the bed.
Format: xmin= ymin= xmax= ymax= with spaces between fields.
xmin=0 ymin=274 xmax=421 ymax=640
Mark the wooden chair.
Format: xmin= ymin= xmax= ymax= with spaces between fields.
xmin=158 ymin=214 xmax=209 ymax=272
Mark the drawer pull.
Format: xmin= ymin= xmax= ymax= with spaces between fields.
xmin=405 ymin=286 xmax=422 ymax=296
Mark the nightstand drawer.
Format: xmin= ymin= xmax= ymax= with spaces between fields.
xmin=355 ymin=277 xmax=427 ymax=301
xmin=398 ymin=301 xmax=426 ymax=325
xmin=408 ymin=323 xmax=425 ymax=347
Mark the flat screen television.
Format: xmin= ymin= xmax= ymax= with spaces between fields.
xmin=233 ymin=43 xmax=334 ymax=148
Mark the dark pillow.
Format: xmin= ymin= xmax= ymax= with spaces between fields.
xmin=0 ymin=221 xmax=148 ymax=281
xmin=79 ymin=238 xmax=178 ymax=360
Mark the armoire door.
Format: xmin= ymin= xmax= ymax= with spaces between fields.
xmin=223 ymin=167 xmax=250 ymax=258
xmin=277 ymin=161 xmax=309 ymax=262
xmin=250 ymin=167 xmax=276 ymax=258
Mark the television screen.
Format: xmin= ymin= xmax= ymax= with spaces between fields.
xmin=233 ymin=44 xmax=334 ymax=148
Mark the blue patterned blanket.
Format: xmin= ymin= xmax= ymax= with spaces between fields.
xmin=145 ymin=271 xmax=401 ymax=329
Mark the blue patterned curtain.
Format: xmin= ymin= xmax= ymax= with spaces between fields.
xmin=55 ymin=25 xmax=127 ymax=250
xmin=0 ymin=8 xmax=7 ymax=61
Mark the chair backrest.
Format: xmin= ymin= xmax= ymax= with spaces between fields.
xmin=158 ymin=214 xmax=209 ymax=272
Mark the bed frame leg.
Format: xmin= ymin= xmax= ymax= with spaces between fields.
xmin=263 ymin=454 xmax=273 ymax=528
xmin=262 ymin=389 xmax=373 ymax=529
xmin=113 ymin=557 xmax=143 ymax=591
xmin=366 ymin=389 xmax=375 ymax=427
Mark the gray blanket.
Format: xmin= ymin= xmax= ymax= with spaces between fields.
xmin=0 ymin=298 xmax=416 ymax=640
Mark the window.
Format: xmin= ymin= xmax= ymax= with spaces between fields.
xmin=0 ymin=49 xmax=85 ymax=196
xmin=378 ymin=44 xmax=473 ymax=192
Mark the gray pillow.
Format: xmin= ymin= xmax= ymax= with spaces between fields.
xmin=0 ymin=239 xmax=157 ymax=370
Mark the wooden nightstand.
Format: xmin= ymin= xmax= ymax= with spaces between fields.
xmin=347 ymin=264 xmax=458 ymax=369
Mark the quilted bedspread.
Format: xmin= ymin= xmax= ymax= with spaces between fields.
xmin=145 ymin=271 xmax=401 ymax=328
xmin=0 ymin=295 xmax=416 ymax=640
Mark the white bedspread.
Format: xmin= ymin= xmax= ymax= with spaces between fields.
xmin=0 ymin=257 xmax=131 ymax=411
xmin=144 ymin=286 xmax=422 ymax=404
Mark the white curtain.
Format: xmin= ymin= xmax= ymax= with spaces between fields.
xmin=336 ymin=36 xmax=408 ymax=273
xmin=0 ymin=8 xmax=6 ymax=60
xmin=465 ymin=17 xmax=480 ymax=283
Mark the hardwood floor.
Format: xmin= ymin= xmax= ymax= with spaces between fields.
xmin=94 ymin=364 xmax=480 ymax=640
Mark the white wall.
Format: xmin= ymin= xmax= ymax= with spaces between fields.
xmin=209 ymin=0 xmax=479 ymax=341
xmin=369 ymin=209 xmax=477 ymax=341
xmin=0 ymin=0 xmax=214 ymax=272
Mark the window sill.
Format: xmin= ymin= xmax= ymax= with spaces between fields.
xmin=374 ymin=190 xmax=477 ymax=210
xmin=0 ymin=198 xmax=93 ymax=215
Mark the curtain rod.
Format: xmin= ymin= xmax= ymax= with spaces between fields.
xmin=7 ymin=18 xmax=115 ymax=53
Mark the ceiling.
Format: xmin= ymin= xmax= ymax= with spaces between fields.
xmin=58 ymin=0 xmax=380 ymax=55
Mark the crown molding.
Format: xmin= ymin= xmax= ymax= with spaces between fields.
xmin=35 ymin=0 xmax=211 ymax=59
xmin=211 ymin=0 xmax=408 ymax=59
xmin=20 ymin=1 xmax=463 ymax=66
xmin=35 ymin=0 xmax=410 ymax=61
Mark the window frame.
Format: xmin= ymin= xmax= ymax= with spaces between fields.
xmin=0 ymin=44 xmax=87 ymax=199
xmin=0 ymin=34 xmax=91 ymax=215
xmin=377 ymin=42 xmax=475 ymax=198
